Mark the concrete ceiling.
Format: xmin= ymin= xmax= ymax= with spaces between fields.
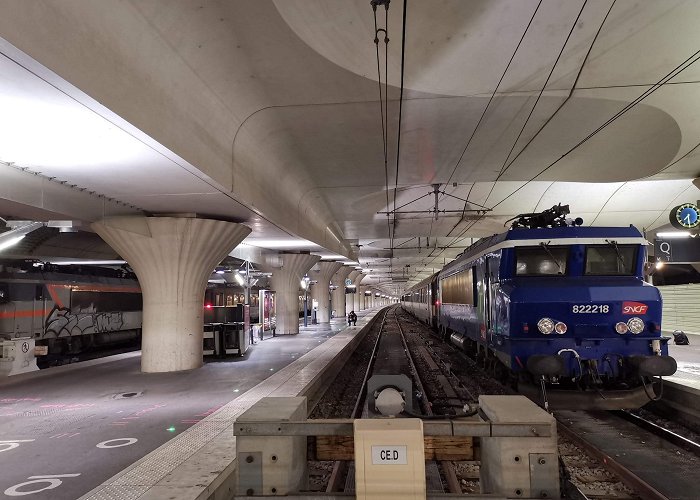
xmin=0 ymin=0 xmax=699 ymax=296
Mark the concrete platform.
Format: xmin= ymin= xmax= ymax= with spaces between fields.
xmin=0 ymin=308 xmax=381 ymax=499
xmin=667 ymin=331 xmax=700 ymax=390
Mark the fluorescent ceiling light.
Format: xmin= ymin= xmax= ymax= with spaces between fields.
xmin=0 ymin=221 xmax=46 ymax=252
xmin=656 ymin=232 xmax=691 ymax=238
xmin=234 ymin=272 xmax=245 ymax=286
xmin=49 ymin=260 xmax=127 ymax=265
xmin=0 ymin=235 xmax=25 ymax=252
xmin=0 ymin=89 xmax=146 ymax=170
xmin=243 ymin=238 xmax=317 ymax=249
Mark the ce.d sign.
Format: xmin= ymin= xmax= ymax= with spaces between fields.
xmin=371 ymin=445 xmax=407 ymax=465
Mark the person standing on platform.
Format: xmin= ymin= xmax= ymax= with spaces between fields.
xmin=348 ymin=310 xmax=357 ymax=326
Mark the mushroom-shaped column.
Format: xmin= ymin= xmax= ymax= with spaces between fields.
xmin=331 ymin=266 xmax=353 ymax=319
xmin=310 ymin=261 xmax=343 ymax=323
xmin=358 ymin=285 xmax=368 ymax=310
xmin=270 ymin=253 xmax=320 ymax=335
xmin=345 ymin=270 xmax=361 ymax=315
xmin=351 ymin=272 xmax=364 ymax=313
xmin=92 ymin=216 xmax=251 ymax=373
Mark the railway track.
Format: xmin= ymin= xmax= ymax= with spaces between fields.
xmin=326 ymin=306 xmax=465 ymax=494
xmin=311 ymin=306 xmax=700 ymax=498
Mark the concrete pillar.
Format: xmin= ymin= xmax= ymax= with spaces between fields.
xmin=359 ymin=286 xmax=367 ymax=310
xmin=92 ymin=216 xmax=251 ymax=373
xmin=332 ymin=266 xmax=353 ymax=319
xmin=346 ymin=270 xmax=361 ymax=315
xmin=270 ymin=253 xmax=320 ymax=335
xmin=310 ymin=261 xmax=342 ymax=323
xmin=356 ymin=286 xmax=363 ymax=311
xmin=352 ymin=273 xmax=364 ymax=313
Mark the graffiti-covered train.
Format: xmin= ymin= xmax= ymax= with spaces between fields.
xmin=402 ymin=210 xmax=677 ymax=410
xmin=0 ymin=266 xmax=142 ymax=358
xmin=0 ymin=263 xmax=301 ymax=362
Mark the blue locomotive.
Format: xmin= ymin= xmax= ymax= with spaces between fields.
xmin=402 ymin=206 xmax=677 ymax=410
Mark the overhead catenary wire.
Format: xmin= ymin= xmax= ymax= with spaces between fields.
xmin=492 ymin=1 xmax=588 ymax=183
xmin=431 ymin=1 xmax=543 ymax=260
xmin=490 ymin=44 xmax=700 ymax=212
xmin=431 ymin=1 xmax=611 ymax=268
xmin=478 ymin=0 xmax=589 ymax=215
xmin=410 ymin=0 xmax=542 ymax=282
xmin=371 ymin=0 xmax=393 ymax=276
xmin=392 ymin=0 xmax=408 ymax=257
xmin=443 ymin=0 xmax=543 ymax=191
xmin=416 ymin=18 xmax=700 ymax=285
xmin=490 ymin=0 xmax=617 ymax=194
xmin=412 ymin=1 xmax=598 ymax=282
xmin=400 ymin=4 xmax=697 ymax=286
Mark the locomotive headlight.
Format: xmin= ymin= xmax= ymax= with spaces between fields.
xmin=554 ymin=322 xmax=567 ymax=334
xmin=627 ymin=317 xmax=644 ymax=334
xmin=615 ymin=322 xmax=629 ymax=334
xmin=537 ymin=317 xmax=554 ymax=335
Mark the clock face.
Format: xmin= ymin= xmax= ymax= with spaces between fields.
xmin=672 ymin=203 xmax=700 ymax=229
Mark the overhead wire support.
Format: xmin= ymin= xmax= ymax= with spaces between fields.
xmin=377 ymin=183 xmax=491 ymax=220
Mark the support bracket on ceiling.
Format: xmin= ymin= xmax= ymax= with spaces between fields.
xmin=377 ymin=184 xmax=491 ymax=220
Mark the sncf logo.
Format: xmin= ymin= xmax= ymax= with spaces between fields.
xmin=622 ymin=301 xmax=648 ymax=315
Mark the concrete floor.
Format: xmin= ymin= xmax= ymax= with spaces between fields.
xmin=667 ymin=331 xmax=700 ymax=388
xmin=0 ymin=313 xmax=363 ymax=499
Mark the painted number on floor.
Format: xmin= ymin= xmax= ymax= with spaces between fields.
xmin=4 ymin=474 xmax=80 ymax=496
xmin=0 ymin=440 xmax=34 ymax=454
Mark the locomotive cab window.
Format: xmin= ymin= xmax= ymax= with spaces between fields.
xmin=0 ymin=283 xmax=8 ymax=304
xmin=585 ymin=244 xmax=637 ymax=275
xmin=515 ymin=245 xmax=568 ymax=276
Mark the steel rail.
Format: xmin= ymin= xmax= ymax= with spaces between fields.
xmin=614 ymin=409 xmax=700 ymax=457
xmin=557 ymin=421 xmax=668 ymax=500
xmin=394 ymin=308 xmax=462 ymax=494
xmin=326 ymin=307 xmax=390 ymax=494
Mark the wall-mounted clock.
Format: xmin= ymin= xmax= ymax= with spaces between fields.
xmin=670 ymin=202 xmax=700 ymax=229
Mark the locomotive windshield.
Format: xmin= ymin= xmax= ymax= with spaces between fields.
xmin=515 ymin=245 xmax=568 ymax=276
xmin=584 ymin=244 xmax=637 ymax=275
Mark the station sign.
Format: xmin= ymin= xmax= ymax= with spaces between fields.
xmin=654 ymin=237 xmax=700 ymax=263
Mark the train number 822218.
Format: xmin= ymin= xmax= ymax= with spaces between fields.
xmin=571 ymin=304 xmax=610 ymax=314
